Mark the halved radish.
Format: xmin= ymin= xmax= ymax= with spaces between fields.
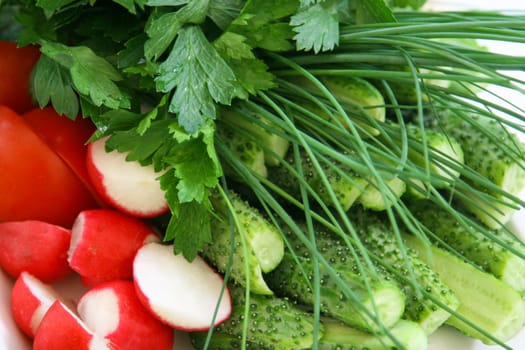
xmin=68 ymin=209 xmax=160 ymax=286
xmin=10 ymin=272 xmax=62 ymax=338
xmin=86 ymin=136 xmax=169 ymax=218
xmin=77 ymin=280 xmax=174 ymax=350
xmin=133 ymin=242 xmax=231 ymax=331
xmin=33 ymin=300 xmax=110 ymax=350
xmin=0 ymin=220 xmax=72 ymax=282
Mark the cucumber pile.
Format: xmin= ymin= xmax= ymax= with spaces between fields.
xmin=193 ymin=74 xmax=525 ymax=349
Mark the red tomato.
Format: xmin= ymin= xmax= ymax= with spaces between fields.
xmin=0 ymin=41 xmax=40 ymax=114
xmin=0 ymin=105 xmax=98 ymax=227
xmin=22 ymin=107 xmax=102 ymax=204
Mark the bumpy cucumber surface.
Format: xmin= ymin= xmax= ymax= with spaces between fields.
xmin=350 ymin=208 xmax=460 ymax=334
xmin=266 ymin=222 xmax=405 ymax=332
xmin=268 ymin=147 xmax=369 ymax=211
xmin=428 ymin=112 xmax=525 ymax=228
xmin=317 ymin=318 xmax=428 ymax=350
xmin=407 ymin=199 xmax=525 ymax=295
xmin=190 ymin=283 xmax=321 ymax=350
xmin=407 ymin=235 xmax=525 ymax=344
xmin=220 ymin=106 xmax=290 ymax=166
xmin=203 ymin=192 xmax=284 ymax=295
xmin=216 ymin=124 xmax=268 ymax=179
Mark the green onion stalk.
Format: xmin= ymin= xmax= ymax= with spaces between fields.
xmin=2 ymin=0 xmax=525 ymax=349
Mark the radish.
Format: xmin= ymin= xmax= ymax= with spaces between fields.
xmin=77 ymin=280 xmax=174 ymax=350
xmin=0 ymin=220 xmax=72 ymax=282
xmin=10 ymin=272 xmax=62 ymax=338
xmin=86 ymin=136 xmax=169 ymax=218
xmin=133 ymin=242 xmax=232 ymax=331
xmin=68 ymin=209 xmax=160 ymax=286
xmin=33 ymin=300 xmax=110 ymax=350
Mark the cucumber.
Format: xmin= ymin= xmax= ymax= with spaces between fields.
xmin=406 ymin=199 xmax=525 ymax=295
xmin=406 ymin=235 xmax=525 ymax=344
xmin=357 ymin=176 xmax=406 ymax=211
xmin=203 ymin=192 xmax=284 ymax=295
xmin=220 ymin=106 xmax=290 ymax=166
xmin=190 ymin=283 xmax=321 ymax=350
xmin=405 ymin=123 xmax=464 ymax=186
xmin=192 ymin=318 xmax=428 ymax=350
xmin=292 ymin=75 xmax=385 ymax=136
xmin=266 ymin=223 xmax=405 ymax=332
xmin=268 ymin=147 xmax=369 ymax=211
xmin=317 ymin=318 xmax=428 ymax=350
xmin=320 ymin=75 xmax=386 ymax=128
xmin=428 ymin=112 xmax=525 ymax=228
xmin=350 ymin=208 xmax=460 ymax=334
xmin=216 ymin=124 xmax=268 ymax=179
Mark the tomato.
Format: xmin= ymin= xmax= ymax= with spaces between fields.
xmin=22 ymin=107 xmax=101 ymax=203
xmin=0 ymin=41 xmax=40 ymax=114
xmin=0 ymin=106 xmax=98 ymax=227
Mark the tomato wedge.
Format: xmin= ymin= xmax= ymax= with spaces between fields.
xmin=22 ymin=107 xmax=101 ymax=203
xmin=0 ymin=41 xmax=40 ymax=114
xmin=0 ymin=106 xmax=98 ymax=227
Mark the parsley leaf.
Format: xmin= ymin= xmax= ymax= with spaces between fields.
xmin=207 ymin=0 xmax=244 ymax=30
xmin=165 ymin=121 xmax=222 ymax=203
xmin=355 ymin=0 xmax=396 ymax=24
xmin=40 ymin=41 xmax=124 ymax=109
xmin=163 ymin=199 xmax=212 ymax=261
xmin=155 ymin=25 xmax=237 ymax=134
xmin=30 ymin=55 xmax=80 ymax=118
xmin=227 ymin=0 xmax=297 ymax=52
xmin=214 ymin=31 xmax=275 ymax=97
xmin=291 ymin=0 xmax=340 ymax=53
xmin=144 ymin=0 xmax=209 ymax=60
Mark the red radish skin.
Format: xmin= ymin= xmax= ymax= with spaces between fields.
xmin=86 ymin=136 xmax=169 ymax=218
xmin=0 ymin=220 xmax=72 ymax=282
xmin=33 ymin=300 xmax=110 ymax=350
xmin=133 ymin=243 xmax=232 ymax=331
xmin=77 ymin=280 xmax=174 ymax=350
xmin=10 ymin=272 xmax=61 ymax=337
xmin=68 ymin=209 xmax=160 ymax=286
xmin=0 ymin=106 xmax=98 ymax=227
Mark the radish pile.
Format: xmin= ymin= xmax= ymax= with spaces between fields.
xmin=0 ymin=133 xmax=231 ymax=349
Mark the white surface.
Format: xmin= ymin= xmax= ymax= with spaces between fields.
xmin=1 ymin=1 xmax=525 ymax=349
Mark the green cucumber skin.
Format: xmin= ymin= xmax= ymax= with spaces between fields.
xmin=357 ymin=176 xmax=406 ymax=211
xmin=429 ymin=113 xmax=525 ymax=228
xmin=266 ymin=251 xmax=405 ymax=332
xmin=350 ymin=209 xmax=460 ymax=335
xmin=217 ymin=125 xmax=268 ymax=179
xmin=317 ymin=318 xmax=428 ymax=350
xmin=405 ymin=123 xmax=464 ymax=185
xmin=407 ymin=199 xmax=525 ymax=295
xmin=190 ymin=283 xmax=320 ymax=350
xmin=266 ymin=221 xmax=405 ymax=332
xmin=407 ymin=236 xmax=525 ymax=344
xmin=268 ymin=148 xmax=368 ymax=211
xmin=320 ymin=75 xmax=386 ymax=124
xmin=220 ymin=107 xmax=290 ymax=166
xmin=203 ymin=193 xmax=284 ymax=295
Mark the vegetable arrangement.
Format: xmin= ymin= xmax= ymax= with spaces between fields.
xmin=0 ymin=0 xmax=525 ymax=349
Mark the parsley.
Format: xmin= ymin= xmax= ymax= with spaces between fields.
xmin=31 ymin=55 xmax=80 ymax=118
xmin=155 ymin=25 xmax=238 ymax=134
xmin=291 ymin=0 xmax=340 ymax=53
xmin=38 ymin=41 xmax=124 ymax=110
